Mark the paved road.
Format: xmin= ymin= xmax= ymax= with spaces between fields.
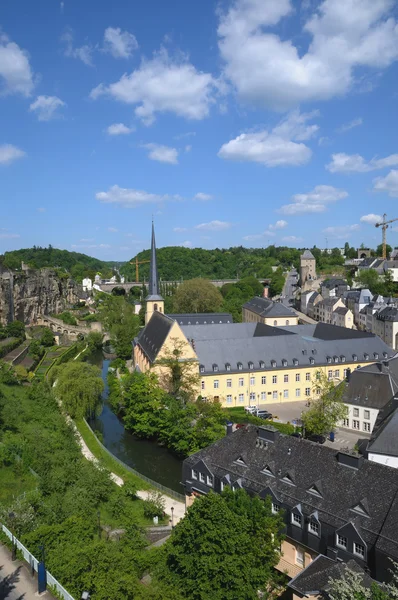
xmin=281 ymin=268 xmax=298 ymax=307
xmin=0 ymin=544 xmax=54 ymax=599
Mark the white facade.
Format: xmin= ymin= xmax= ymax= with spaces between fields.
xmin=368 ymin=453 xmax=398 ymax=468
xmin=340 ymin=403 xmax=378 ymax=434
xmin=82 ymin=277 xmax=92 ymax=291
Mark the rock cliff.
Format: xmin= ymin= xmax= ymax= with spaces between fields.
xmin=0 ymin=267 xmax=82 ymax=325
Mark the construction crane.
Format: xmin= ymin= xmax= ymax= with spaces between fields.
xmin=375 ymin=214 xmax=398 ymax=259
xmin=130 ymin=257 xmax=150 ymax=282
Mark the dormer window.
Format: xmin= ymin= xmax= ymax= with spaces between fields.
xmin=261 ymin=464 xmax=274 ymax=477
xmin=383 ymin=352 xmax=388 ymax=359
xmin=309 ymin=357 xmax=315 ymax=365
xmin=334 ymin=356 xmax=339 ymax=363
xmin=259 ymin=361 xmax=265 ymax=369
xmin=364 ymin=353 xmax=369 ymax=360
xmin=234 ymin=455 xmax=247 ymax=466
xmin=225 ymin=363 xmax=231 ymax=371
xmin=200 ymin=365 xmax=205 ymax=373
xmin=308 ymin=520 xmax=320 ymax=536
xmin=291 ymin=512 xmax=302 ymax=527
xmin=238 ymin=362 xmax=243 ymax=370
xmin=374 ymin=352 xmax=379 ymax=359
xmin=327 ymin=356 xmax=332 ymax=363
xmin=293 ymin=359 xmax=298 ymax=366
xmin=282 ymin=359 xmax=287 ymax=367
xmin=353 ymin=354 xmax=358 ymax=361
xmin=271 ymin=360 xmax=277 ymax=368
xmin=213 ymin=364 xmax=218 ymax=372
xmin=341 ymin=355 xmax=346 ymax=362
xmin=248 ymin=362 xmax=254 ymax=370
xmin=302 ymin=349 xmax=307 ymax=355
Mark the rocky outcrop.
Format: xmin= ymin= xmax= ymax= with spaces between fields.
xmin=0 ymin=267 xmax=82 ymax=325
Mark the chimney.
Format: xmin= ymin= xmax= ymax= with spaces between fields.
xmin=226 ymin=421 xmax=233 ymax=435
xmin=257 ymin=426 xmax=279 ymax=444
xmin=263 ymin=286 xmax=269 ymax=299
xmin=345 ymin=368 xmax=351 ymax=382
xmin=336 ymin=451 xmax=364 ymax=470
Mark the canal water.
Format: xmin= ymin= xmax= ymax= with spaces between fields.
xmin=88 ymin=354 xmax=184 ymax=493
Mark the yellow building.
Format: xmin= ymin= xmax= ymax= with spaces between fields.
xmin=242 ymin=295 xmax=299 ymax=326
xmin=134 ymin=224 xmax=394 ymax=406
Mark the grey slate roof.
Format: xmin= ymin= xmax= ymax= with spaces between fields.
xmin=289 ymin=556 xmax=374 ymax=596
xmin=167 ymin=313 xmax=233 ymax=325
xmin=321 ymin=278 xmax=348 ymax=289
xmin=301 ymin=249 xmax=316 ymax=260
xmin=367 ymin=406 xmax=398 ymax=457
xmin=135 ymin=311 xmax=173 ymax=362
xmin=243 ymin=296 xmax=297 ymax=319
xmin=342 ymin=357 xmax=398 ymax=409
xmin=184 ymin=425 xmax=398 ymax=559
xmin=186 ymin=322 xmax=394 ymax=374
xmin=318 ymin=297 xmax=342 ymax=307
xmin=377 ymin=306 xmax=398 ymax=322
xmin=334 ymin=306 xmax=349 ymax=315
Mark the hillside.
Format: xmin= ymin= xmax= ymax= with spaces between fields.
xmin=0 ymin=246 xmax=121 ymax=280
xmin=120 ymin=245 xmax=303 ymax=281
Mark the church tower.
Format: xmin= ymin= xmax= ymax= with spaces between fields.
xmin=145 ymin=222 xmax=164 ymax=325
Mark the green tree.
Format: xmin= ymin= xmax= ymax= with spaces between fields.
xmin=98 ymin=295 xmax=140 ymax=359
xmin=55 ymin=362 xmax=104 ymax=419
xmin=302 ymin=370 xmax=348 ymax=435
xmin=159 ymin=489 xmax=284 ymax=600
xmin=156 ymin=338 xmax=200 ymax=404
xmin=6 ymin=320 xmax=25 ymax=338
xmin=172 ymin=279 xmax=224 ymax=313
xmin=269 ymin=267 xmax=285 ymax=297
xmin=377 ymin=243 xmax=392 ymax=257
xmin=328 ymin=563 xmax=398 ymax=600
xmin=40 ymin=327 xmax=55 ymax=347
xmin=121 ymin=371 xmax=165 ymax=438
xmin=86 ymin=331 xmax=103 ymax=352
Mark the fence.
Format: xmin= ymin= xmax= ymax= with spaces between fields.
xmin=83 ymin=419 xmax=185 ymax=503
xmin=1 ymin=522 xmax=75 ymax=600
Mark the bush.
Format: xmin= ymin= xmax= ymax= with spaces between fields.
xmin=143 ymin=491 xmax=165 ymax=519
xmin=55 ymin=312 xmax=77 ymax=326
xmin=40 ymin=328 xmax=54 ymax=347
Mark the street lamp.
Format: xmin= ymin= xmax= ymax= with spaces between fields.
xmin=171 ymin=506 xmax=174 ymax=529
xmin=8 ymin=512 xmax=16 ymax=561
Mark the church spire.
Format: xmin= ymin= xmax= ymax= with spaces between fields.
xmin=147 ymin=221 xmax=162 ymax=300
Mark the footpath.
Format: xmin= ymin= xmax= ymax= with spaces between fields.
xmin=0 ymin=544 xmax=54 ymax=599
xmin=76 ymin=426 xmax=186 ymax=524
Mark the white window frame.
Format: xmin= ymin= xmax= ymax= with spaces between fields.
xmin=295 ymin=373 xmax=300 ymax=382
xmin=250 ymin=376 xmax=255 ymax=386
xmin=353 ymin=408 xmax=359 ymax=417
xmin=354 ymin=542 xmax=365 ymax=558
xmin=192 ymin=469 xmax=198 ymax=480
xmin=364 ymin=410 xmax=370 ymax=420
xmin=343 ymin=418 xmax=349 ymax=427
xmin=226 ymin=395 xmax=233 ymax=405
xmin=306 ymin=372 xmax=311 ymax=381
xmin=309 ymin=521 xmax=319 ymax=536
xmin=238 ymin=393 xmax=244 ymax=403
xmin=334 ymin=369 xmax=340 ymax=378
xmin=239 ymin=378 xmax=244 ymax=387
xmin=261 ymin=376 xmax=266 ymax=385
xmin=353 ymin=419 xmax=360 ymax=430
xmin=292 ymin=513 xmax=302 ymax=527
xmin=249 ymin=392 xmax=255 ymax=401
xmin=272 ymin=391 xmax=278 ymax=400
xmin=207 ymin=475 xmax=213 ymax=487
xmin=226 ymin=378 xmax=232 ymax=388
xmin=214 ymin=380 xmax=219 ymax=389
xmin=305 ymin=387 xmax=311 ymax=396
xmin=363 ymin=422 xmax=371 ymax=432
xmin=336 ymin=534 xmax=347 ymax=549
xmin=295 ymin=547 xmax=305 ymax=567
xmin=283 ymin=389 xmax=289 ymax=398
xmin=272 ymin=503 xmax=279 ymax=514
xmin=261 ymin=391 xmax=266 ymax=401
xmin=201 ymin=380 xmax=205 ymax=390
xmin=199 ymin=472 xmax=205 ymax=483
xmin=284 ymin=374 xmax=289 ymax=383
xmin=295 ymin=388 xmax=300 ymax=397
xmin=272 ymin=375 xmax=277 ymax=384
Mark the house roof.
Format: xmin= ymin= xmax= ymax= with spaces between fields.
xmin=135 ymin=311 xmax=174 ymax=363
xmin=307 ymin=292 xmax=322 ymax=305
xmin=184 ymin=425 xmax=398 ymax=559
xmin=342 ymin=357 xmax=398 ymax=409
xmin=367 ymin=397 xmax=398 ymax=457
xmin=334 ymin=306 xmax=350 ymax=315
xmin=321 ymin=278 xmax=347 ymax=289
xmin=243 ymin=296 xmax=297 ymax=319
xmin=167 ymin=313 xmax=233 ymax=325
xmin=301 ymin=249 xmax=316 ymax=260
xmin=187 ymin=321 xmax=393 ymax=374
xmin=359 ymin=257 xmax=378 ymax=268
xmin=319 ymin=297 xmax=342 ymax=307
xmin=289 ymin=556 xmax=374 ymax=597
xmin=376 ymin=306 xmax=398 ymax=322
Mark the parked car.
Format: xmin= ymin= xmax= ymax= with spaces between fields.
xmin=307 ymin=434 xmax=326 ymax=444
xmin=290 ymin=432 xmax=302 ymax=438
xmin=244 ymin=405 xmax=257 ymax=414
xmin=255 ymin=410 xmax=273 ymax=420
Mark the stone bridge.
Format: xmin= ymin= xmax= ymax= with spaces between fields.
xmin=97 ymin=278 xmax=269 ymax=294
xmin=36 ymin=315 xmax=93 ymax=338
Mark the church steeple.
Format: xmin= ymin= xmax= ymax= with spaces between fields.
xmin=145 ymin=221 xmax=164 ymax=324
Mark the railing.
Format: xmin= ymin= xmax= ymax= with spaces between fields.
xmin=1 ymin=523 xmax=75 ymax=600
xmin=83 ymin=419 xmax=185 ymax=503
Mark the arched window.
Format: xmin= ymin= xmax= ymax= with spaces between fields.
xmin=274 ymin=320 xmax=277 ymax=326
xmin=154 ymin=303 xmax=158 ymax=311
xmin=286 ymin=320 xmax=289 ymax=325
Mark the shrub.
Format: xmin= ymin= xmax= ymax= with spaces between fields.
xmin=143 ymin=491 xmax=165 ymax=519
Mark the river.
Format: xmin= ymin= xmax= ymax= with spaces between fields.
xmin=88 ymin=353 xmax=184 ymax=493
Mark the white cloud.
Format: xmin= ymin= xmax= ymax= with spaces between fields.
xmin=143 ymin=143 xmax=178 ymax=164
xmin=373 ymin=169 xmax=398 ymax=197
xmin=29 ymin=95 xmax=66 ymax=121
xmin=219 ymin=109 xmax=317 ymax=167
xmin=243 ymin=234 xmax=264 ymax=241
xmin=360 ymin=213 xmax=382 ymax=224
xmin=326 ymin=152 xmax=398 ymax=173
xmin=106 ymin=123 xmax=134 ymax=135
xmin=173 ymin=227 xmax=187 ymax=232
xmin=0 ymin=32 xmax=34 ymax=96
xmin=337 ymin=117 xmax=363 ymax=133
xmin=103 ymin=27 xmax=138 ymax=59
xmin=0 ymin=232 xmax=20 ymax=239
xmin=181 ymin=240 xmax=192 ymax=248
xmin=279 ymin=185 xmax=348 ymax=215
xmin=80 ymin=238 xmax=95 ymax=242
xmin=194 ymin=192 xmax=213 ymax=201
xmin=269 ymin=220 xmax=288 ymax=230
xmin=96 ymin=185 xmax=180 ymax=208
xmin=218 ymin=0 xmax=398 ymax=111
xmin=61 ymin=29 xmax=94 ymax=66
xmin=185 ymin=145 xmax=192 ymax=152
xmin=282 ymin=236 xmax=304 ymax=244
xmin=0 ymin=144 xmax=26 ymax=165
xmin=90 ymin=48 xmax=215 ymax=124
xmin=323 ymin=224 xmax=360 ymax=239
xmin=37 ymin=207 xmax=46 ymax=213
xmin=195 ymin=220 xmax=232 ymax=231
xmin=318 ymin=136 xmax=332 ymax=146
xmin=174 ymin=131 xmax=196 ymax=140
xmin=71 ymin=243 xmax=111 ymax=249
xmin=108 ymin=227 xmax=118 ymax=232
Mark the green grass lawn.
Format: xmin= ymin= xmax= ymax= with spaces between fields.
xmin=75 ymin=418 xmax=151 ymax=491
xmin=0 ymin=465 xmax=37 ymax=507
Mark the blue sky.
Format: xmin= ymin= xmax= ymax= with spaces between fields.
xmin=1 ymin=0 xmax=398 ymax=260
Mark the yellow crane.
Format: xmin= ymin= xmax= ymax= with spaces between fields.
xmin=375 ymin=214 xmax=398 ymax=259
xmin=130 ymin=257 xmax=150 ymax=282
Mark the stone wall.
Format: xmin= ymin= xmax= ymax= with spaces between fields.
xmin=0 ymin=267 xmax=82 ymax=325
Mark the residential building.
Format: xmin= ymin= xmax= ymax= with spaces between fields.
xmin=300 ymin=250 xmax=317 ymax=292
xmin=306 ymin=292 xmax=322 ymax=320
xmin=383 ymin=260 xmax=398 ymax=282
xmin=82 ymin=277 xmax=92 ymax=292
xmin=343 ymin=289 xmax=372 ymax=326
xmin=242 ymin=296 xmax=298 ymax=326
xmin=367 ymin=396 xmax=398 ymax=468
xmin=374 ymin=305 xmax=398 ymax=350
xmin=331 ymin=306 xmax=353 ymax=329
xmin=316 ymin=297 xmax=346 ymax=324
xmin=340 ymin=357 xmax=398 ymax=434
xmin=182 ymin=425 xmax=398 ymax=587
xmin=168 ymin=313 xmax=233 ymax=325
xmin=320 ymin=278 xmax=350 ymax=299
